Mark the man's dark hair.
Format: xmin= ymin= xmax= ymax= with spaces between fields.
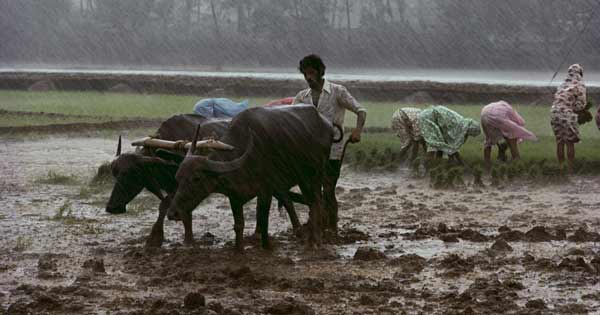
xmin=298 ymin=54 xmax=326 ymax=76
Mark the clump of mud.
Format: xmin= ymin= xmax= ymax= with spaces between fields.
xmin=489 ymin=239 xmax=513 ymax=254
xmin=458 ymin=229 xmax=489 ymax=242
xmin=353 ymin=247 xmax=386 ymax=261
xmin=525 ymin=226 xmax=558 ymax=242
xmin=338 ymin=227 xmax=369 ymax=244
xmin=7 ymin=289 xmax=85 ymax=315
xmin=558 ymin=257 xmax=596 ymax=274
xmin=82 ymin=258 xmax=106 ymax=274
xmin=440 ymin=277 xmax=524 ymax=314
xmin=496 ymin=227 xmax=526 ymax=242
xmin=496 ymin=226 xmax=567 ymax=242
xmin=402 ymin=224 xmax=490 ymax=243
xmin=525 ymin=299 xmax=547 ymax=310
xmin=183 ymin=292 xmax=205 ymax=309
xmin=264 ymin=297 xmax=315 ymax=315
xmin=437 ymin=254 xmax=475 ymax=277
xmin=568 ymin=227 xmax=600 ymax=242
xmin=388 ymin=254 xmax=427 ymax=275
xmin=37 ymin=253 xmax=60 ymax=279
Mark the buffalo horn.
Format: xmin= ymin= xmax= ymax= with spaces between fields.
xmin=200 ymin=131 xmax=254 ymax=173
xmin=187 ymin=124 xmax=201 ymax=156
xmin=116 ymin=135 xmax=122 ymax=156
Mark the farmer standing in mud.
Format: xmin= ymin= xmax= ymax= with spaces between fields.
xmin=550 ymin=64 xmax=587 ymax=173
xmin=293 ymin=54 xmax=367 ymax=232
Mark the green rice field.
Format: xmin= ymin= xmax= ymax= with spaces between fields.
xmin=1 ymin=90 xmax=599 ymax=168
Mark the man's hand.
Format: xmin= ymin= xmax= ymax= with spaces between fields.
xmin=349 ymin=128 xmax=362 ymax=143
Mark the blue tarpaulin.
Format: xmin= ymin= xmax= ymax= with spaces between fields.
xmin=192 ymin=98 xmax=249 ymax=118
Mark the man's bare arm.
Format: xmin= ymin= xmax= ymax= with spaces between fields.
xmin=350 ymin=111 xmax=367 ymax=143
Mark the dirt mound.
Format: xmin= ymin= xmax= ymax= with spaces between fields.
xmin=183 ymin=292 xmax=206 ymax=309
xmin=403 ymin=226 xmax=436 ymax=240
xmin=353 ymin=247 xmax=386 ymax=261
xmin=439 ymin=277 xmax=523 ymax=314
xmin=458 ymin=229 xmax=489 ymax=242
xmin=37 ymin=253 xmax=61 ymax=279
xmin=558 ymin=257 xmax=596 ymax=274
xmin=439 ymin=233 xmax=460 ymax=243
xmin=82 ymin=258 xmax=106 ymax=273
xmin=489 ymin=239 xmax=513 ymax=253
xmin=525 ymin=299 xmax=547 ymax=309
xmin=388 ymin=254 xmax=427 ymax=274
xmin=7 ymin=291 xmax=84 ymax=315
xmin=438 ymin=254 xmax=474 ymax=277
xmin=557 ymin=303 xmax=588 ymax=314
xmin=496 ymin=229 xmax=526 ymax=242
xmin=338 ymin=227 xmax=369 ymax=244
xmin=568 ymin=227 xmax=600 ymax=242
xmin=524 ymin=226 xmax=557 ymax=242
xmin=265 ymin=297 xmax=315 ymax=315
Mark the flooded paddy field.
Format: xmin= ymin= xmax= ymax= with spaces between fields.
xmin=2 ymin=135 xmax=600 ymax=315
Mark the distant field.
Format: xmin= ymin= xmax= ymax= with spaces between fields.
xmin=2 ymin=90 xmax=600 ymax=168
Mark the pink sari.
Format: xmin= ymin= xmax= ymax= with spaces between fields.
xmin=480 ymin=101 xmax=537 ymax=147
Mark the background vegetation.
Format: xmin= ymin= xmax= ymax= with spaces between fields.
xmin=1 ymin=0 xmax=599 ymax=70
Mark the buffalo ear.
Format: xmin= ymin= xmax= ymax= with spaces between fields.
xmin=156 ymin=149 xmax=185 ymax=164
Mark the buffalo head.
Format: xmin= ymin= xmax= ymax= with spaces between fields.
xmin=105 ymin=137 xmax=179 ymax=214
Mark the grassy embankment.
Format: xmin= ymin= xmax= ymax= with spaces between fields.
xmin=1 ymin=90 xmax=600 ymax=175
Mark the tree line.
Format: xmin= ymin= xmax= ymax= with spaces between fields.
xmin=1 ymin=0 xmax=598 ymax=70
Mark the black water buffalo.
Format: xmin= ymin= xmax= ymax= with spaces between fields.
xmin=146 ymin=105 xmax=334 ymax=249
xmin=105 ymin=114 xmax=227 ymax=215
xmin=105 ymin=114 xmax=304 ymax=235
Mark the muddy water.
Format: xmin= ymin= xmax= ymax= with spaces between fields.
xmin=2 ymin=137 xmax=600 ymax=314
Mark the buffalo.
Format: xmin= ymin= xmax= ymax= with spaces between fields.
xmin=105 ymin=114 xmax=304 ymax=234
xmin=105 ymin=114 xmax=229 ymax=218
xmin=147 ymin=105 xmax=335 ymax=249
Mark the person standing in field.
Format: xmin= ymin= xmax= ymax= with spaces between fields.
xmin=417 ymin=105 xmax=480 ymax=165
xmin=391 ymin=107 xmax=426 ymax=161
xmin=480 ymin=101 xmax=537 ymax=168
xmin=550 ymin=64 xmax=586 ymax=173
xmin=293 ymin=54 xmax=367 ymax=233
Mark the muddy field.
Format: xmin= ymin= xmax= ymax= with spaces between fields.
xmin=2 ymin=136 xmax=600 ymax=315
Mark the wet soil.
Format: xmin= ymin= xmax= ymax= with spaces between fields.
xmin=2 ymin=136 xmax=600 ymax=314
